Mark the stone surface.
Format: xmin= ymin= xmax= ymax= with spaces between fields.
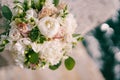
xmin=0 ymin=0 xmax=119 ymax=80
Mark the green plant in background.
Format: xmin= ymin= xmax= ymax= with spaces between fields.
xmin=83 ymin=11 xmax=120 ymax=80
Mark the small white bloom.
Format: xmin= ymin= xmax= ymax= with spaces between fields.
xmin=26 ymin=9 xmax=37 ymax=20
xmin=9 ymin=28 xmax=21 ymax=41
xmin=115 ymin=52 xmax=120 ymax=62
xmin=13 ymin=3 xmax=23 ymax=16
xmin=101 ymin=23 xmax=110 ymax=31
xmin=38 ymin=16 xmax=60 ymax=38
xmin=19 ymin=38 xmax=31 ymax=45
xmin=31 ymin=42 xmax=42 ymax=53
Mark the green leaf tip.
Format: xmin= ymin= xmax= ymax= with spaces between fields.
xmin=53 ymin=0 xmax=59 ymax=6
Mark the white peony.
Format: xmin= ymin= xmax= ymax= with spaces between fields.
xmin=9 ymin=28 xmax=21 ymax=41
xmin=38 ymin=16 xmax=60 ymax=38
xmin=26 ymin=9 xmax=37 ymax=20
xmin=39 ymin=40 xmax=65 ymax=65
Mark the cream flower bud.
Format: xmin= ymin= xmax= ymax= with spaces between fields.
xmin=31 ymin=42 xmax=42 ymax=53
xmin=13 ymin=4 xmax=23 ymax=16
xmin=26 ymin=9 xmax=37 ymax=20
xmin=38 ymin=16 xmax=60 ymax=38
xmin=9 ymin=28 xmax=21 ymax=41
xmin=45 ymin=0 xmax=54 ymax=6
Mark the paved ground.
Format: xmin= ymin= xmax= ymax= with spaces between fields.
xmin=0 ymin=0 xmax=119 ymax=80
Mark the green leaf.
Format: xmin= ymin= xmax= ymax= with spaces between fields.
xmin=77 ymin=37 xmax=84 ymax=41
xmin=72 ymin=34 xmax=81 ymax=37
xmin=2 ymin=40 xmax=9 ymax=45
xmin=29 ymin=52 xmax=39 ymax=64
xmin=23 ymin=0 xmax=30 ymax=11
xmin=64 ymin=56 xmax=75 ymax=70
xmin=61 ymin=6 xmax=68 ymax=18
xmin=29 ymin=27 xmax=39 ymax=42
xmin=36 ymin=35 xmax=46 ymax=43
xmin=0 ymin=39 xmax=9 ymax=52
xmin=34 ymin=0 xmax=46 ymax=11
xmin=29 ymin=27 xmax=46 ymax=44
xmin=1 ymin=5 xmax=13 ymax=20
xmin=49 ymin=61 xmax=61 ymax=70
xmin=13 ymin=0 xmax=22 ymax=4
xmin=53 ymin=0 xmax=59 ymax=6
xmin=25 ymin=48 xmax=39 ymax=64
xmin=0 ymin=48 xmax=4 ymax=52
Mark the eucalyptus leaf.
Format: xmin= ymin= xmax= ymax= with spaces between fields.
xmin=49 ymin=61 xmax=61 ymax=70
xmin=1 ymin=5 xmax=13 ymax=20
xmin=53 ymin=0 xmax=59 ymax=6
xmin=64 ymin=56 xmax=75 ymax=70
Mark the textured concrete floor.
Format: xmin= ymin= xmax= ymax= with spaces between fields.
xmin=0 ymin=0 xmax=119 ymax=80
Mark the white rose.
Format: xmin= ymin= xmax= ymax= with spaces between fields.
xmin=9 ymin=28 xmax=21 ymax=41
xmin=26 ymin=9 xmax=37 ymax=20
xmin=38 ymin=16 xmax=60 ymax=38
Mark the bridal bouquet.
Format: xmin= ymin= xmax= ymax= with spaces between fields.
xmin=0 ymin=0 xmax=83 ymax=70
